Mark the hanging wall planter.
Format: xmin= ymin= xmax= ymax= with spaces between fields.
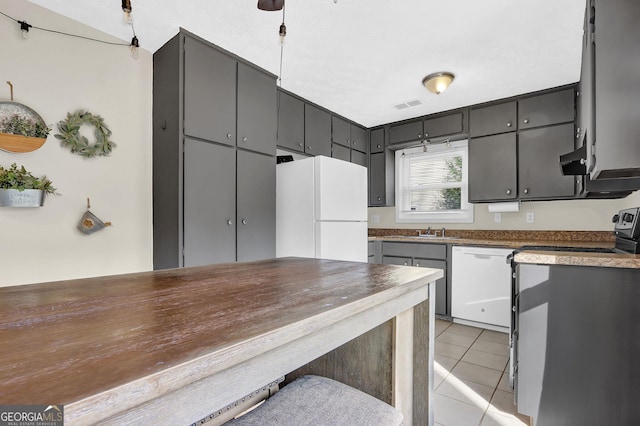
xmin=0 ymin=189 xmax=44 ymax=207
xmin=0 ymin=163 xmax=57 ymax=208
xmin=0 ymin=82 xmax=51 ymax=153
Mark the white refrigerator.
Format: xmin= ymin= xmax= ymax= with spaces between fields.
xmin=276 ymin=156 xmax=368 ymax=262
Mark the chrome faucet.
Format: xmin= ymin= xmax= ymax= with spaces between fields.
xmin=418 ymin=227 xmax=432 ymax=236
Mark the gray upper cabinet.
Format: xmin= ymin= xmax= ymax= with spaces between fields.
xmin=518 ymin=89 xmax=575 ymax=130
xmin=184 ymin=139 xmax=236 ymax=267
xmin=588 ymin=0 xmax=640 ymax=179
xmin=331 ymin=116 xmax=351 ymax=147
xmin=370 ymin=128 xmax=384 ymax=154
xmin=423 ymin=110 xmax=466 ymax=139
xmin=351 ymin=149 xmax=367 ymax=168
xmin=237 ymin=62 xmax=277 ymax=156
xmin=469 ymin=102 xmax=517 ymax=138
xmin=183 ymin=37 xmax=236 ymax=145
xmin=236 ymin=150 xmax=276 ymax=262
xmin=276 ymin=91 xmax=305 ymax=152
xmin=350 ymin=125 xmax=368 ymax=153
xmin=369 ymin=152 xmax=386 ymax=206
xmin=389 ymin=120 xmax=423 ymax=144
xmin=469 ymin=132 xmax=518 ymax=202
xmin=305 ymin=105 xmax=332 ymax=157
xmin=332 ymin=143 xmax=351 ymax=162
xmin=519 ymin=123 xmax=576 ymax=199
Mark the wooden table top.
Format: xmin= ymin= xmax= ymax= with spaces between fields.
xmin=0 ymin=258 xmax=439 ymax=409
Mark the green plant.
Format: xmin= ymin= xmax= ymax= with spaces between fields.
xmin=0 ymin=163 xmax=57 ymax=195
xmin=0 ymin=114 xmax=51 ymax=138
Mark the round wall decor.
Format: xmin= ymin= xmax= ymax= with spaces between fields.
xmin=55 ymin=111 xmax=116 ymax=157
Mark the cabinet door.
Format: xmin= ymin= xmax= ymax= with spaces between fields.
xmin=389 ymin=120 xmax=423 ymax=144
xmin=351 ymin=150 xmax=367 ymax=168
xmin=332 ymin=143 xmax=350 ymax=162
xmin=370 ymin=128 xmax=384 ymax=154
xmin=184 ymin=37 xmax=236 ymax=145
xmin=469 ymin=133 xmax=517 ymax=202
xmin=350 ymin=125 xmax=368 ymax=153
xmin=305 ymin=105 xmax=332 ymax=157
xmin=519 ymin=123 xmax=576 ymax=199
xmin=423 ymin=111 xmax=465 ymax=139
xmin=237 ymin=150 xmax=276 ymax=262
xmin=369 ymin=152 xmax=386 ymax=205
xmin=277 ymin=91 xmax=305 ymax=152
xmin=237 ymin=62 xmax=277 ymax=156
xmin=331 ymin=116 xmax=351 ymax=147
xmin=469 ymin=102 xmax=517 ymax=138
xmin=518 ymin=89 xmax=575 ymax=130
xmin=184 ymin=139 xmax=236 ymax=267
xmin=382 ymin=256 xmax=412 ymax=266
xmin=414 ymin=258 xmax=446 ymax=317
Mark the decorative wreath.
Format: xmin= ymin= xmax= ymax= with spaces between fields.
xmin=55 ymin=111 xmax=116 ymax=157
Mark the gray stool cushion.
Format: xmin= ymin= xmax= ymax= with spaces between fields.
xmin=226 ymin=375 xmax=403 ymax=425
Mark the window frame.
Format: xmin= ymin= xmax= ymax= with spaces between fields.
xmin=395 ymin=140 xmax=474 ymax=223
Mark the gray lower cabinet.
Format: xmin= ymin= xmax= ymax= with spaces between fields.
xmin=184 ymin=139 xmax=236 ymax=267
xmin=305 ymin=105 xmax=332 ymax=157
xmin=183 ymin=36 xmax=236 ymax=145
xmin=237 ymin=62 xmax=277 ymax=156
xmin=381 ymin=242 xmax=448 ymax=316
xmin=237 ymin=150 xmax=276 ymax=262
xmin=469 ymin=132 xmax=518 ymax=202
xmin=518 ymin=123 xmax=576 ymax=199
xmin=515 ymin=263 xmax=640 ymax=424
xmin=276 ymin=91 xmax=305 ymax=152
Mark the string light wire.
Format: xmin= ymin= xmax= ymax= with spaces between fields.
xmin=0 ymin=10 xmax=134 ymax=47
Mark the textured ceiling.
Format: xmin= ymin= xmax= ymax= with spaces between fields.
xmin=24 ymin=0 xmax=585 ymax=127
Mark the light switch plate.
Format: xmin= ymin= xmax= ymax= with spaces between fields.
xmin=494 ymin=213 xmax=502 ymax=223
xmin=526 ymin=212 xmax=535 ymax=223
xmin=370 ymin=214 xmax=380 ymax=223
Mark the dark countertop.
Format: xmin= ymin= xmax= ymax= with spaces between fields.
xmin=0 ymin=257 xmax=440 ymax=423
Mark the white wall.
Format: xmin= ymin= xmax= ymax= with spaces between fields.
xmin=369 ymin=191 xmax=640 ymax=231
xmin=0 ymin=0 xmax=153 ymax=286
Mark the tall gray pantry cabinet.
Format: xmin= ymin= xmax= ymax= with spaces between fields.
xmin=153 ymin=30 xmax=277 ymax=270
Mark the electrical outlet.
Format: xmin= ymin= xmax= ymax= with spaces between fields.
xmin=494 ymin=212 xmax=502 ymax=223
xmin=370 ymin=214 xmax=380 ymax=223
xmin=526 ymin=212 xmax=535 ymax=223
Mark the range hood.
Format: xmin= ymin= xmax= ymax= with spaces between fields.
xmin=560 ymin=145 xmax=640 ymax=198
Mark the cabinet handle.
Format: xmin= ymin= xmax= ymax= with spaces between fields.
xmin=242 ymin=137 xmax=248 ymax=143
xmin=481 ymin=308 xmax=485 ymax=312
xmin=523 ymin=118 xmax=529 ymax=124
xmin=377 ymin=196 xmax=381 ymax=201
xmin=352 ymin=140 xmax=356 ymax=146
xmin=424 ymin=132 xmax=429 ymax=137
xmin=226 ymin=133 xmax=232 ymax=139
xmin=242 ymin=219 xmax=248 ymax=225
xmin=227 ymin=220 xmax=233 ymax=226
xmin=506 ymin=189 xmax=512 ymax=195
xmin=415 ymin=262 xmax=420 ymax=267
xmin=307 ymin=146 xmax=312 ymax=151
xmin=299 ymin=142 xmax=303 ymax=147
xmin=403 ymin=261 xmax=408 ymax=266
xmin=523 ymin=188 xmax=529 ymax=194
xmin=417 ymin=133 xmax=422 ymax=138
xmin=506 ymin=122 xmax=512 ymax=127
xmin=377 ymin=144 xmax=382 ymax=149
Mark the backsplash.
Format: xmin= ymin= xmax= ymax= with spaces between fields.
xmin=368 ymin=228 xmax=615 ymax=242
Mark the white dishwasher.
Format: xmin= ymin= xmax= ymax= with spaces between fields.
xmin=451 ymin=246 xmax=513 ymax=329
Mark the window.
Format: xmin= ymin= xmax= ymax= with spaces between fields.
xmin=395 ymin=140 xmax=473 ymax=223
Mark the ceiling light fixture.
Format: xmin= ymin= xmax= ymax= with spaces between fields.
xmin=422 ymin=72 xmax=455 ymax=95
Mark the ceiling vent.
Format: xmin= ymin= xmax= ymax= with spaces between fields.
xmin=393 ymin=99 xmax=423 ymax=110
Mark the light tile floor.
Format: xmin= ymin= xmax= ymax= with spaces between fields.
xmin=433 ymin=319 xmax=530 ymax=426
